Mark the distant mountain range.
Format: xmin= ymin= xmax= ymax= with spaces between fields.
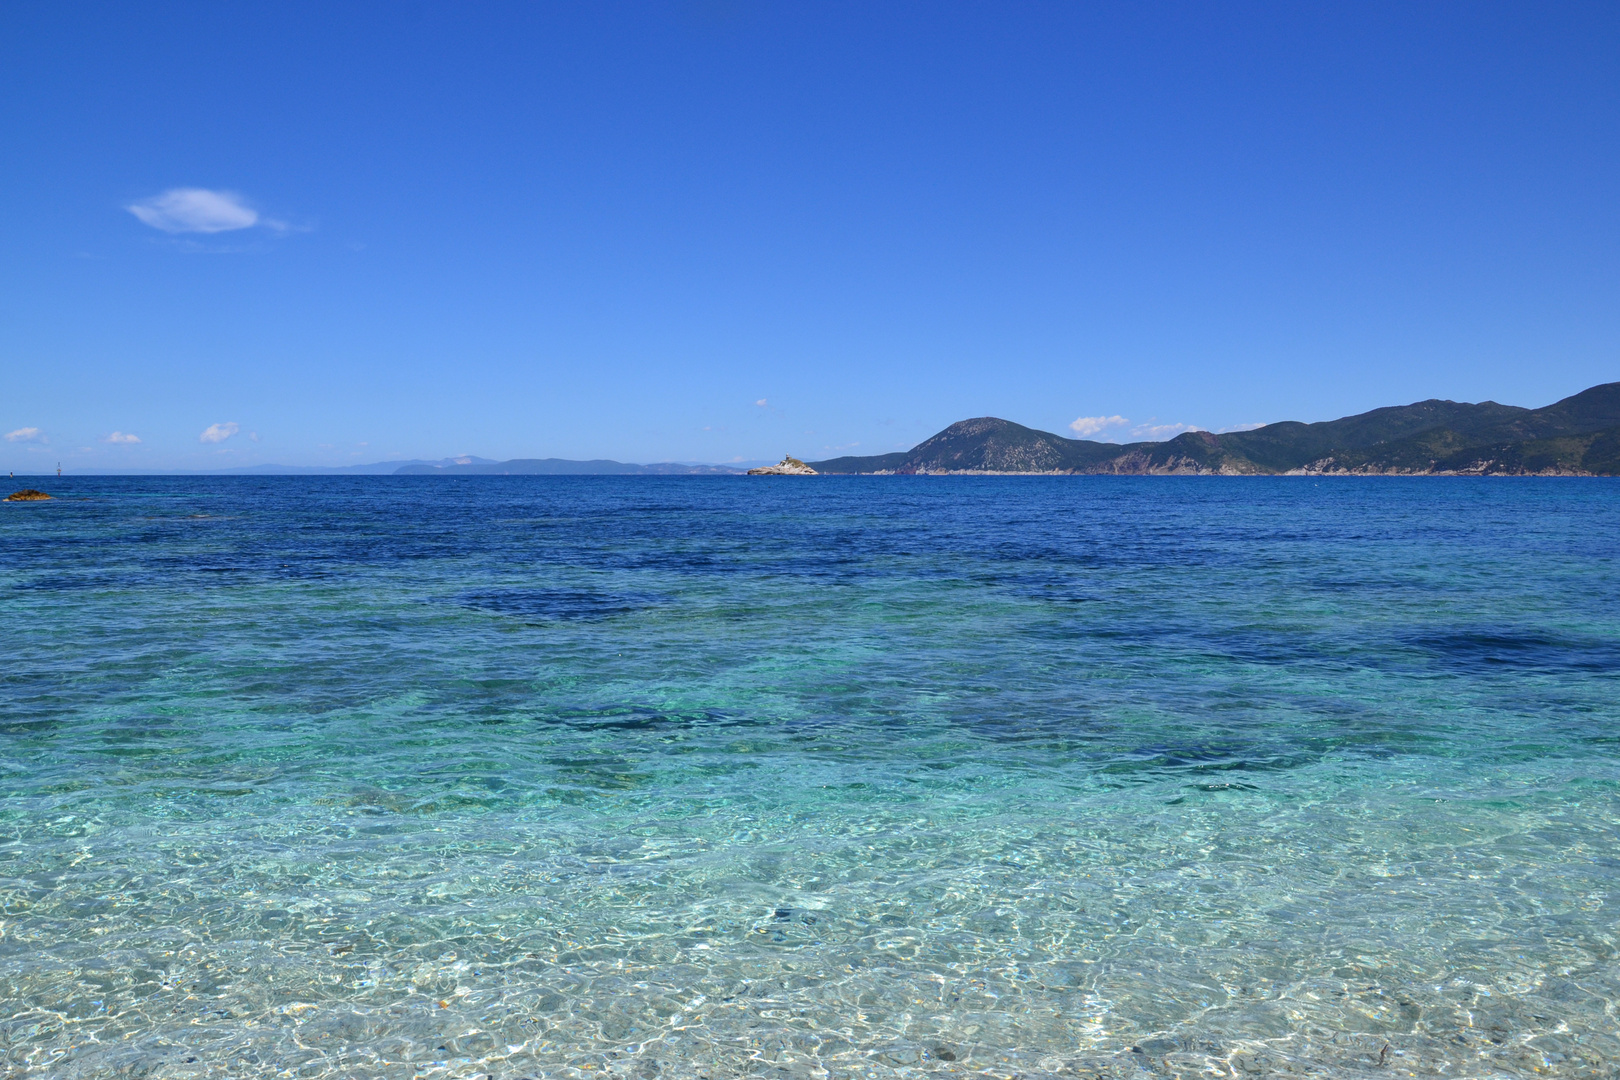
xmin=392 ymin=458 xmax=743 ymax=475
xmin=47 ymin=456 xmax=748 ymax=477
xmin=71 ymin=457 xmax=506 ymax=476
xmin=215 ymin=457 xmax=495 ymax=475
xmin=221 ymin=456 xmax=744 ymax=476
xmin=809 ymin=382 xmax=1620 ymax=476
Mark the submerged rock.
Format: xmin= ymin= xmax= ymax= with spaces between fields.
xmin=4 ymin=489 xmax=51 ymax=501
xmin=747 ymin=456 xmax=818 ymax=476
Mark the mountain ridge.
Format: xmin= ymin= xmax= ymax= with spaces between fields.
xmin=393 ymin=458 xmax=744 ymax=476
xmin=809 ymin=382 xmax=1620 ymax=476
xmin=35 ymin=457 xmax=750 ymax=477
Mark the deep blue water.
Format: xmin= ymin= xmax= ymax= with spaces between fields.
xmin=2 ymin=476 xmax=1618 ymax=1079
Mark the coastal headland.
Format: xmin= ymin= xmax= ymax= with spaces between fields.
xmin=809 ymin=381 xmax=1620 ymax=476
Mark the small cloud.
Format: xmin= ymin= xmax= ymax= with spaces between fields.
xmin=128 ymin=188 xmax=263 ymax=234
xmin=357 ymin=441 xmax=369 ymax=447
xmin=200 ymin=421 xmax=240 ymax=443
xmin=1131 ymin=421 xmax=1203 ymax=441
xmin=104 ymin=431 xmax=141 ymax=444
xmin=1069 ymin=415 xmax=1130 ymax=438
xmin=4 ymin=427 xmax=42 ymax=442
xmin=453 ymin=455 xmax=472 ymax=465
xmin=1218 ymin=422 xmax=1265 ymax=433
xmin=755 ymin=399 xmax=768 ymax=407
xmin=248 ymin=431 xmax=261 ymax=442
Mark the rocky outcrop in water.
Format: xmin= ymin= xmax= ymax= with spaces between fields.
xmin=748 ymin=456 xmax=818 ymax=476
xmin=4 ymin=489 xmax=51 ymax=501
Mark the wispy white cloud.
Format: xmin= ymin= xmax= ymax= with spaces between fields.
xmin=128 ymin=189 xmax=267 ymax=234
xmin=104 ymin=431 xmax=141 ymax=444
xmin=1069 ymin=415 xmax=1129 ymax=438
xmin=1131 ymin=421 xmax=1203 ymax=441
xmin=4 ymin=427 xmax=42 ymax=442
xmin=199 ymin=421 xmax=240 ymax=443
xmin=1217 ymin=422 xmax=1265 ymax=433
xmin=754 ymin=399 xmax=768 ymax=407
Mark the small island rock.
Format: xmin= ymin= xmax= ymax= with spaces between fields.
xmin=4 ymin=489 xmax=52 ymax=501
xmin=748 ymin=456 xmax=818 ymax=476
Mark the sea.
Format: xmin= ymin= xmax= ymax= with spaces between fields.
xmin=2 ymin=475 xmax=1618 ymax=1079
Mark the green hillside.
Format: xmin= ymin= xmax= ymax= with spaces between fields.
xmin=809 ymin=382 xmax=1620 ymax=475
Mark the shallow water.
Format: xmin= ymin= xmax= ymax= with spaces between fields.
xmin=2 ymin=475 xmax=1618 ymax=1079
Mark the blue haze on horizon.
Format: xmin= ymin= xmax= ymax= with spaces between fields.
xmin=1 ymin=1 xmax=1617 ymax=472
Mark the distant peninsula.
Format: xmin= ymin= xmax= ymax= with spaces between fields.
xmin=808 ymin=382 xmax=1620 ymax=476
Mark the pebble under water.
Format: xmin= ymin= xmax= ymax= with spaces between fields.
xmin=2 ymin=475 xmax=1618 ymax=1079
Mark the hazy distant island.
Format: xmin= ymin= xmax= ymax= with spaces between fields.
xmin=807 ymin=381 xmax=1620 ymax=476
xmin=121 ymin=456 xmax=749 ymax=477
xmin=392 ymin=458 xmax=743 ymax=476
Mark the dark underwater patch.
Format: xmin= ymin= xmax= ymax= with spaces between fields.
xmin=1408 ymin=630 xmax=1620 ymax=675
xmin=13 ymin=574 xmax=131 ymax=592
xmin=1097 ymin=743 xmax=1320 ymax=781
xmin=454 ymin=588 xmax=664 ymax=622
xmin=546 ymin=704 xmax=762 ymax=731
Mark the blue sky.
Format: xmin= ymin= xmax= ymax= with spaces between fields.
xmin=2 ymin=1 xmax=1617 ymax=471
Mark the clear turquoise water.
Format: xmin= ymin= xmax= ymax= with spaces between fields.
xmin=3 ymin=476 xmax=1618 ymax=1079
